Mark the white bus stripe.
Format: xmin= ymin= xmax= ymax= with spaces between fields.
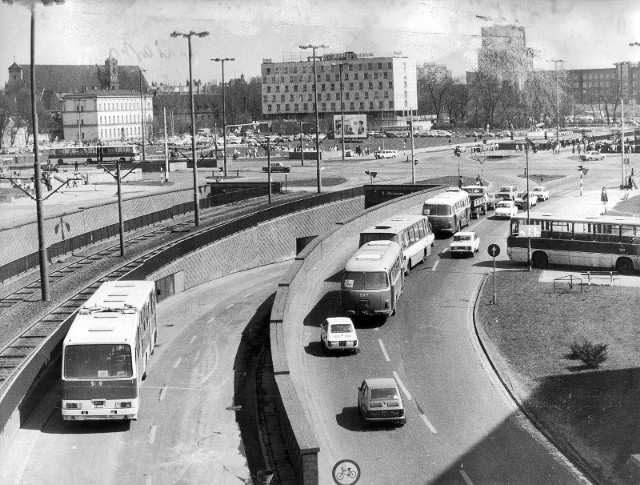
xmin=173 ymin=357 xmax=182 ymax=369
xmin=460 ymin=469 xmax=474 ymax=485
xmin=392 ymin=371 xmax=412 ymax=401
xmin=378 ymin=339 xmax=391 ymax=361
xmin=148 ymin=424 xmax=157 ymax=444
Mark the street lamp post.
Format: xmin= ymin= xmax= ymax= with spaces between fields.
xmin=335 ymin=62 xmax=346 ymax=162
xmin=171 ymin=30 xmax=209 ymax=226
xmin=211 ymin=57 xmax=235 ymax=178
xmin=551 ymin=59 xmax=564 ymax=146
xmin=616 ymin=61 xmax=630 ymax=187
xmin=300 ymin=44 xmax=328 ymax=193
xmin=139 ymin=67 xmax=146 ymax=162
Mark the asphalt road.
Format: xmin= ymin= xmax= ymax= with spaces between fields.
xmin=1 ymin=262 xmax=291 ymax=484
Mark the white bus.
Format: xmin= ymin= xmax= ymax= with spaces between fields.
xmin=359 ymin=215 xmax=434 ymax=271
xmin=47 ymin=145 xmax=140 ymax=165
xmin=422 ymin=189 xmax=471 ymax=235
xmin=508 ymin=214 xmax=640 ymax=274
xmin=341 ymin=240 xmax=405 ymax=317
xmin=61 ymin=280 xmax=158 ymax=421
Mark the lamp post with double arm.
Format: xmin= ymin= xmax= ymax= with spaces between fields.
xmin=211 ymin=57 xmax=235 ymax=178
xmin=171 ymin=30 xmax=209 ymax=226
xmin=300 ymin=44 xmax=328 ymax=193
xmin=551 ymin=59 xmax=564 ymax=146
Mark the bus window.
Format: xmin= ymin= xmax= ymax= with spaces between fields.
xmin=621 ymin=225 xmax=637 ymax=243
xmin=342 ymin=271 xmax=364 ymax=290
xmin=364 ymin=272 xmax=388 ymax=290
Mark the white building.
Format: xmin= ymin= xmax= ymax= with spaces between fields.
xmin=62 ymin=90 xmax=153 ymax=143
xmin=261 ymin=52 xmax=418 ymax=121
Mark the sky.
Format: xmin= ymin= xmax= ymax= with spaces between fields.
xmin=1 ymin=0 xmax=640 ymax=87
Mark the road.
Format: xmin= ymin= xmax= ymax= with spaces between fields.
xmin=1 ymin=262 xmax=291 ymax=484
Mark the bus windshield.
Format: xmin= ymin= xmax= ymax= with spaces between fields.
xmin=342 ymin=271 xmax=389 ymax=290
xmin=359 ymin=233 xmax=398 ymax=246
xmin=423 ymin=204 xmax=451 ymax=216
xmin=64 ymin=344 xmax=133 ymax=379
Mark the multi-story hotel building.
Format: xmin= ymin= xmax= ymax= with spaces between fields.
xmin=62 ymin=90 xmax=153 ymax=143
xmin=563 ymin=62 xmax=640 ymax=105
xmin=261 ymin=52 xmax=417 ymax=124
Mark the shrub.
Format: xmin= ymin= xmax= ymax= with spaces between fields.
xmin=569 ymin=339 xmax=608 ymax=368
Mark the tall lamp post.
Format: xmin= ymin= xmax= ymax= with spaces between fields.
xmin=551 ymin=59 xmax=564 ymax=146
xmin=616 ymin=61 xmax=630 ymax=187
xmin=300 ymin=44 xmax=328 ymax=193
xmin=138 ymin=67 xmax=147 ymax=162
xmin=211 ymin=57 xmax=235 ymax=178
xmin=333 ymin=62 xmax=346 ymax=162
xmin=171 ymin=30 xmax=209 ymax=226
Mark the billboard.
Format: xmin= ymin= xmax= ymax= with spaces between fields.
xmin=334 ymin=114 xmax=367 ymax=139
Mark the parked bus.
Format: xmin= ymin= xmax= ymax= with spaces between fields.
xmin=507 ymin=214 xmax=640 ymax=274
xmin=359 ymin=215 xmax=434 ymax=271
xmin=61 ymin=280 xmax=158 ymax=421
xmin=341 ymin=240 xmax=405 ymax=317
xmin=47 ymin=145 xmax=140 ymax=165
xmin=422 ymin=189 xmax=471 ymax=235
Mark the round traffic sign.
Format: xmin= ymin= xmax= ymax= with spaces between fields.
xmin=487 ymin=244 xmax=500 ymax=257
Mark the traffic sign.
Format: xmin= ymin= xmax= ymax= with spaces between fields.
xmin=518 ymin=224 xmax=541 ymax=238
xmin=487 ymin=244 xmax=500 ymax=257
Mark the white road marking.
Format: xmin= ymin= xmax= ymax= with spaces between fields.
xmin=172 ymin=357 xmax=182 ymax=369
xmin=148 ymin=424 xmax=157 ymax=444
xmin=392 ymin=371 xmax=412 ymax=401
xmin=225 ymin=303 xmax=234 ymax=310
xmin=432 ymin=260 xmax=439 ymax=271
xmin=189 ymin=335 xmax=197 ymax=344
xmin=378 ymin=339 xmax=391 ymax=361
xmin=159 ymin=387 xmax=167 ymax=401
xmin=420 ymin=413 xmax=438 ymax=434
xmin=460 ymin=469 xmax=474 ymax=485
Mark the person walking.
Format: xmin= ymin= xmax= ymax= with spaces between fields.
xmin=601 ymin=187 xmax=608 ymax=212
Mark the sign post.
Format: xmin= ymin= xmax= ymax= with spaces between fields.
xmin=487 ymin=244 xmax=501 ymax=304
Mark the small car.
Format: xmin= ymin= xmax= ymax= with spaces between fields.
xmin=580 ymin=150 xmax=605 ymax=161
xmin=532 ymin=186 xmax=550 ymax=201
xmin=450 ymin=231 xmax=480 ymax=257
xmin=374 ymin=149 xmax=398 ymax=159
xmin=495 ymin=200 xmax=519 ymax=218
xmin=514 ymin=191 xmax=538 ymax=210
xmin=320 ymin=317 xmax=358 ymax=353
xmin=357 ymin=378 xmax=406 ymax=427
xmin=495 ymin=186 xmax=519 ymax=201
xmin=485 ymin=192 xmax=499 ymax=210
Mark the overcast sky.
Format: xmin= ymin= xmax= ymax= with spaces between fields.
xmin=2 ymin=0 xmax=640 ymax=87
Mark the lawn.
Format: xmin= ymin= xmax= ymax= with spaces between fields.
xmin=476 ymin=195 xmax=640 ymax=484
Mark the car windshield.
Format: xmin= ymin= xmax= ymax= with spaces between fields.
xmin=371 ymin=388 xmax=400 ymax=400
xmin=499 ymin=186 xmax=512 ymax=192
xmin=454 ymin=234 xmax=471 ymax=241
xmin=497 ymin=202 xmax=512 ymax=208
xmin=329 ymin=324 xmax=353 ymax=333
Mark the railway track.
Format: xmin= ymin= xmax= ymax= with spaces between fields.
xmin=0 ymin=192 xmax=311 ymax=387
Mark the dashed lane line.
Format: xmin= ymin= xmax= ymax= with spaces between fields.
xmin=432 ymin=260 xmax=439 ymax=271
xmin=378 ymin=339 xmax=391 ymax=362
xmin=149 ymin=424 xmax=157 ymax=445
xmin=460 ymin=469 xmax=474 ymax=485
xmin=392 ymin=370 xmax=412 ymax=401
xmin=172 ymin=357 xmax=182 ymax=369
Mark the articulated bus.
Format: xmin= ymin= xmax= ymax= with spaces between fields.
xmin=341 ymin=240 xmax=405 ymax=317
xmin=61 ymin=280 xmax=157 ymax=421
xmin=507 ymin=214 xmax=640 ymax=273
xmin=422 ymin=189 xmax=471 ymax=235
xmin=359 ymin=215 xmax=435 ymax=271
xmin=47 ymin=145 xmax=140 ymax=165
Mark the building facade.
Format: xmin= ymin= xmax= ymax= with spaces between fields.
xmin=563 ymin=62 xmax=640 ymax=105
xmin=421 ymin=62 xmax=451 ymax=83
xmin=261 ymin=52 xmax=417 ymax=122
xmin=62 ymin=91 xmax=153 ymax=143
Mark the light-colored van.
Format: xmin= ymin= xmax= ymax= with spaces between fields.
xmin=374 ymin=149 xmax=397 ymax=159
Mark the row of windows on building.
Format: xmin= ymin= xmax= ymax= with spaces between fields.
xmin=264 ymin=61 xmax=405 ymax=75
xmin=66 ymin=100 xmax=151 ymax=112
xmin=99 ymin=126 xmax=142 ymax=139
xmin=266 ymin=100 xmax=398 ymax=112
xmin=264 ymin=90 xmax=399 ymax=103
xmin=265 ymin=80 xmax=402 ymax=94
xmin=98 ymin=114 xmax=149 ymax=124
xmin=572 ymin=81 xmax=640 ymax=89
xmin=264 ymin=70 xmax=396 ymax=84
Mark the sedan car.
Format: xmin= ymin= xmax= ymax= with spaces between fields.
xmin=514 ymin=191 xmax=538 ymax=210
xmin=494 ymin=200 xmax=519 ymax=219
xmin=358 ymin=378 xmax=406 ymax=427
xmin=320 ymin=317 xmax=358 ymax=353
xmin=580 ymin=150 xmax=605 ymax=161
xmin=450 ymin=231 xmax=480 ymax=257
xmin=532 ymin=186 xmax=550 ymax=201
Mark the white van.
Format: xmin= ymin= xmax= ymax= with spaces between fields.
xmin=374 ymin=149 xmax=397 ymax=159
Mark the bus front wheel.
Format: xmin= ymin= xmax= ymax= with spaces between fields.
xmin=616 ymin=257 xmax=634 ymax=274
xmin=532 ymin=251 xmax=548 ymax=268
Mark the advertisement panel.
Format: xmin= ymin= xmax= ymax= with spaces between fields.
xmin=334 ymin=114 xmax=367 ymax=139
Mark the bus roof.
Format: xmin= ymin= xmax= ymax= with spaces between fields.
xmin=344 ymin=240 xmax=402 ymax=272
xmin=81 ymin=281 xmax=155 ymax=313
xmin=423 ymin=189 xmax=469 ymax=206
xmin=360 ymin=214 xmax=427 ymax=235
xmin=512 ymin=213 xmax=640 ymax=225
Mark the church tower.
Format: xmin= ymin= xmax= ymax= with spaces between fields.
xmin=105 ymin=56 xmax=118 ymax=90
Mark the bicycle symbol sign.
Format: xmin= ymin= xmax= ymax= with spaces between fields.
xmin=332 ymin=459 xmax=361 ymax=485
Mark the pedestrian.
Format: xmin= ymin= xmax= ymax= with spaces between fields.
xmin=74 ymin=160 xmax=79 ymax=172
xmin=572 ymin=145 xmax=575 ymax=155
xmin=476 ymin=174 xmax=482 ymax=185
xmin=601 ymin=187 xmax=608 ymax=211
xmin=458 ymin=175 xmax=463 ymax=189
xmin=160 ymin=167 xmax=164 ymax=185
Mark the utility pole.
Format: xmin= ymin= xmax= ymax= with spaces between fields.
xmin=212 ymin=57 xmax=235 ymax=177
xmin=163 ymin=107 xmax=169 ymax=182
xmin=552 ymin=59 xmax=564 ymax=146
xmin=300 ymin=121 xmax=305 ymax=167
xmin=139 ymin=67 xmax=147 ymax=163
xmin=300 ymin=43 xmax=328 ymax=193
xmin=409 ymin=108 xmax=415 ymax=184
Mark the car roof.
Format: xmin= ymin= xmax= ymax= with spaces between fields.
xmin=325 ymin=317 xmax=353 ymax=326
xmin=364 ymin=377 xmax=399 ymax=389
xmin=533 ymin=186 xmax=546 ymax=190
xmin=453 ymin=231 xmax=475 ymax=237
